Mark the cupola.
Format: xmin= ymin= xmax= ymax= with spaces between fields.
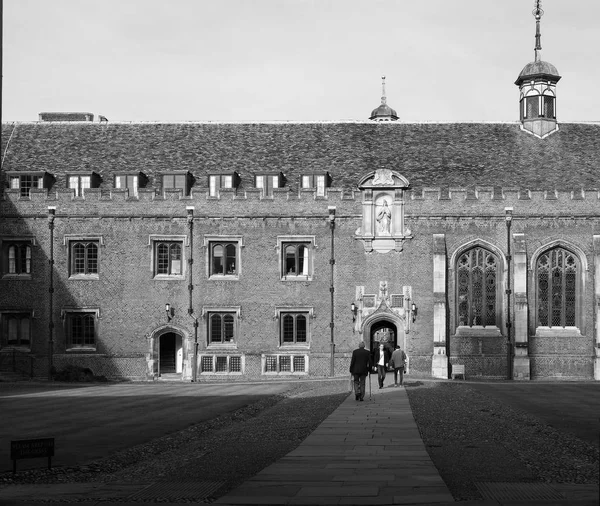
xmin=515 ymin=0 xmax=561 ymax=138
xmin=369 ymin=76 xmax=399 ymax=122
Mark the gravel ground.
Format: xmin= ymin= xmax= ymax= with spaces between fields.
xmin=405 ymin=380 xmax=600 ymax=501
xmin=2 ymin=378 xmax=598 ymax=504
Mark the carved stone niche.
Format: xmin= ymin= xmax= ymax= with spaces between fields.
xmin=355 ymin=169 xmax=412 ymax=253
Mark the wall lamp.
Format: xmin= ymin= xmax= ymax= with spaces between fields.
xmin=350 ymin=302 xmax=357 ymax=322
xmin=165 ymin=303 xmax=173 ymax=322
xmin=411 ymin=302 xmax=418 ymax=322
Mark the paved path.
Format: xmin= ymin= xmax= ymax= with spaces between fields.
xmin=215 ymin=385 xmax=454 ymax=505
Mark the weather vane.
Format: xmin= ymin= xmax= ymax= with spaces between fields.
xmin=533 ymin=0 xmax=544 ymax=60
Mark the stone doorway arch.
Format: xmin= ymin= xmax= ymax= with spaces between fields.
xmin=147 ymin=325 xmax=189 ymax=380
xmin=362 ymin=311 xmax=406 ymax=361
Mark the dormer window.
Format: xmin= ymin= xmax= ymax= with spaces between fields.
xmin=7 ymin=172 xmax=52 ymax=197
xmin=162 ymin=172 xmax=191 ymax=196
xmin=255 ymin=173 xmax=282 ymax=197
xmin=209 ymin=173 xmax=238 ymax=197
xmin=68 ymin=172 xmax=100 ymax=197
xmin=115 ymin=173 xmax=145 ymax=197
xmin=301 ymin=173 xmax=329 ymax=197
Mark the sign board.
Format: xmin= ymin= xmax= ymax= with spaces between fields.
xmin=10 ymin=438 xmax=54 ymax=473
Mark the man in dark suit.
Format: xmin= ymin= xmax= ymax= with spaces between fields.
xmin=349 ymin=341 xmax=371 ymax=401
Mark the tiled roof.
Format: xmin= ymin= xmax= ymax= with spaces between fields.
xmin=1 ymin=121 xmax=598 ymax=191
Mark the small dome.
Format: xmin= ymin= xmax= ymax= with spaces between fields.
xmin=515 ymin=60 xmax=561 ymax=85
xmin=370 ymin=103 xmax=398 ymax=121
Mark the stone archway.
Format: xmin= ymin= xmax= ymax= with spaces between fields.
xmin=362 ymin=311 xmax=406 ymax=359
xmin=147 ymin=325 xmax=190 ymax=380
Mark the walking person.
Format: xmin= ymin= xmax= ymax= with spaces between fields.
xmin=349 ymin=341 xmax=371 ymax=401
xmin=373 ymin=342 xmax=391 ymax=389
xmin=391 ymin=345 xmax=407 ymax=386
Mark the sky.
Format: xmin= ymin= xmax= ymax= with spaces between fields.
xmin=3 ymin=0 xmax=600 ymax=123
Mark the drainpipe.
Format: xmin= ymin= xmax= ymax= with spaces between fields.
xmin=47 ymin=207 xmax=56 ymax=381
xmin=505 ymin=207 xmax=513 ymax=380
xmin=186 ymin=207 xmax=198 ymax=382
xmin=328 ymin=206 xmax=336 ymax=376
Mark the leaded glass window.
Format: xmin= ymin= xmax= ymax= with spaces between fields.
xmin=281 ymin=313 xmax=307 ymax=344
xmin=536 ymin=248 xmax=578 ymax=327
xmin=155 ymin=242 xmax=182 ymax=276
xmin=70 ymin=241 xmax=98 ymax=276
xmin=457 ymin=247 xmax=498 ymax=327
xmin=208 ymin=313 xmax=235 ymax=343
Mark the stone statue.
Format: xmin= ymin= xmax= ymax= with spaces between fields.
xmin=376 ymin=200 xmax=392 ymax=235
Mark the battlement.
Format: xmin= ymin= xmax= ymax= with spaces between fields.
xmin=2 ymin=186 xmax=599 ymax=218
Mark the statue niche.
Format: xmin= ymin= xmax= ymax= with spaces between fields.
xmin=355 ymin=169 xmax=411 ymax=253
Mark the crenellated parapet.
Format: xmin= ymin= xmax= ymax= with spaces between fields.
xmin=2 ymin=186 xmax=599 ymax=220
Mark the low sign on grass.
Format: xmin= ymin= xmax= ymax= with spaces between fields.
xmin=10 ymin=437 xmax=54 ymax=473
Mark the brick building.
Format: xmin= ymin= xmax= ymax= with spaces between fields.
xmin=1 ymin=11 xmax=599 ymax=382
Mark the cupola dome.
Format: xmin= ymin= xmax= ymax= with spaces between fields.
xmin=515 ymin=1 xmax=560 ymax=139
xmin=369 ymin=77 xmax=399 ymax=122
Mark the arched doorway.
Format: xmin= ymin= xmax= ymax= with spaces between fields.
xmin=370 ymin=320 xmax=398 ymax=358
xmin=159 ymin=332 xmax=183 ymax=376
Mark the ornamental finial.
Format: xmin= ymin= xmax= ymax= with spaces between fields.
xmin=533 ymin=0 xmax=544 ymax=61
xmin=381 ymin=76 xmax=387 ymax=105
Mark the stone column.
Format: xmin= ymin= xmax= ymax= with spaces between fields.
xmin=594 ymin=236 xmax=600 ymax=380
xmin=432 ymin=234 xmax=448 ymax=378
xmin=512 ymin=234 xmax=530 ymax=379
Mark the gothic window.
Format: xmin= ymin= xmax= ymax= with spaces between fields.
xmin=155 ymin=242 xmax=182 ymax=276
xmin=281 ymin=313 xmax=308 ymax=344
xmin=536 ymin=248 xmax=578 ymax=328
xmin=457 ymin=247 xmax=499 ymax=327
xmin=69 ymin=241 xmax=99 ymax=277
xmin=64 ymin=310 xmax=98 ymax=349
xmin=208 ymin=313 xmax=235 ymax=344
xmin=2 ymin=241 xmax=32 ymax=276
xmin=210 ymin=242 xmax=238 ymax=276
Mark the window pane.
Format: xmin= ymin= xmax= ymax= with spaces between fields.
xmin=301 ymin=175 xmax=310 ymax=188
xmin=83 ymin=315 xmax=95 ymax=345
xmin=157 ymin=243 xmax=169 ymax=274
xmin=296 ymin=316 xmax=307 ymax=342
xmin=201 ymin=356 xmax=213 ymax=372
xmin=222 ymin=175 xmax=232 ymax=188
xmin=73 ymin=243 xmax=86 ymax=274
xmin=115 ymin=176 xmax=123 ymax=189
xmin=216 ymin=356 xmax=227 ymax=372
xmin=163 ymin=175 xmax=174 ymax=188
xmin=316 ymin=176 xmax=325 ymax=196
xmin=210 ymin=314 xmax=222 ymax=343
xmin=20 ymin=318 xmax=30 ymax=345
xmin=293 ymin=356 xmax=305 ymax=372
xmin=209 ymin=176 xmax=217 ymax=196
xmin=230 ymin=356 xmax=241 ymax=372
xmin=544 ymin=96 xmax=555 ymax=118
xmin=457 ymin=247 xmax=498 ymax=327
xmin=25 ymin=246 xmax=31 ymax=274
xmin=170 ymin=244 xmax=182 ymax=275
xmin=283 ymin=315 xmax=294 ymax=342
xmin=280 ymin=355 xmax=291 ymax=371
xmin=225 ymin=244 xmax=236 ymax=274
xmin=272 ymin=176 xmax=279 ymax=188
xmin=265 ymin=355 xmax=277 ymax=372
xmin=526 ymin=96 xmax=538 ymax=118
xmin=69 ymin=176 xmax=79 ymax=195
xmin=285 ymin=245 xmax=296 ymax=274
xmin=213 ymin=245 xmax=223 ymax=274
xmin=8 ymin=245 xmax=16 ymax=274
xmin=20 ymin=175 xmax=33 ymax=197
xmin=224 ymin=314 xmax=234 ymax=342
xmin=256 ymin=176 xmax=264 ymax=188
xmin=10 ymin=177 xmax=19 ymax=189
xmin=298 ymin=245 xmax=307 ymax=275
xmin=174 ymin=175 xmax=186 ymax=190
xmin=7 ymin=318 xmax=18 ymax=344
xmin=87 ymin=243 xmax=98 ymax=274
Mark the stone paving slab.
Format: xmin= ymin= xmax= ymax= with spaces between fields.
xmin=215 ymin=386 xmax=455 ymax=505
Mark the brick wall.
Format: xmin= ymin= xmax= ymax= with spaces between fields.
xmin=1 ymin=188 xmax=598 ymax=381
